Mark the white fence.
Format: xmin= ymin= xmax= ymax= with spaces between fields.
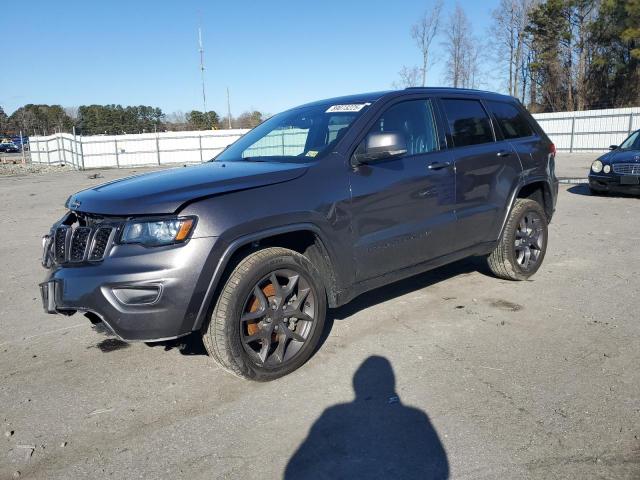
xmin=28 ymin=106 xmax=640 ymax=169
xmin=532 ymin=107 xmax=640 ymax=152
xmin=29 ymin=130 xmax=249 ymax=169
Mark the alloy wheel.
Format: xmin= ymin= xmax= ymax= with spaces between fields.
xmin=239 ymin=269 xmax=317 ymax=367
xmin=514 ymin=211 xmax=545 ymax=270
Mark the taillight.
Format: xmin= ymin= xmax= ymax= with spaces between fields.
xmin=549 ymin=143 xmax=556 ymax=155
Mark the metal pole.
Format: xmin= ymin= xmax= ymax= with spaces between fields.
xmin=34 ymin=132 xmax=40 ymax=164
xmin=46 ymin=133 xmax=51 ymax=165
xmin=199 ymin=134 xmax=203 ymax=162
xmin=55 ymin=131 xmax=62 ymax=164
xmin=156 ymin=133 xmax=161 ymax=165
xmin=60 ymin=131 xmax=68 ymax=166
xmin=72 ymin=126 xmax=78 ymax=170
xmin=629 ymin=113 xmax=634 ymax=135
xmin=78 ymin=134 xmax=85 ymax=170
xmin=20 ymin=130 xmax=26 ymax=164
xmin=114 ymin=136 xmax=120 ymax=168
xmin=569 ymin=116 xmax=576 ymax=153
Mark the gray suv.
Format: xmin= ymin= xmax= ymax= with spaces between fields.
xmin=40 ymin=88 xmax=558 ymax=380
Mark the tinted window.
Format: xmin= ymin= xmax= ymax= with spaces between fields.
xmin=487 ymin=101 xmax=534 ymax=139
xmin=366 ymin=99 xmax=439 ymax=155
xmin=441 ymin=99 xmax=494 ymax=147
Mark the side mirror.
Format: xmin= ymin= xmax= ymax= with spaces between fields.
xmin=352 ymin=132 xmax=407 ymax=166
xmin=609 ymin=145 xmax=618 ymax=150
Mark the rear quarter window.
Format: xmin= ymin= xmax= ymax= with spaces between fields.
xmin=441 ymin=98 xmax=494 ymax=147
xmin=486 ymin=101 xmax=535 ymax=139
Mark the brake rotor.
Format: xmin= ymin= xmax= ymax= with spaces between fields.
xmin=246 ymin=283 xmax=275 ymax=336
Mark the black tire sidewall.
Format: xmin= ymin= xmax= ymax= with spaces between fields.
xmin=504 ymin=200 xmax=548 ymax=278
xmin=223 ymin=250 xmax=326 ymax=381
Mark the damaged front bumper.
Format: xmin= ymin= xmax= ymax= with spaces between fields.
xmin=40 ymin=232 xmax=218 ymax=342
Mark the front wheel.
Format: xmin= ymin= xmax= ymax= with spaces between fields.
xmin=486 ymin=198 xmax=548 ymax=281
xmin=203 ymin=247 xmax=327 ymax=381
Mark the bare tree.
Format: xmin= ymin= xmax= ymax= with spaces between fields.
xmin=393 ymin=66 xmax=422 ymax=88
xmin=411 ymin=0 xmax=444 ymax=86
xmin=443 ymin=4 xmax=479 ymax=89
xmin=570 ymin=1 xmax=597 ymax=111
xmin=64 ymin=106 xmax=79 ymax=122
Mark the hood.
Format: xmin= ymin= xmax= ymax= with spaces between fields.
xmin=67 ymin=161 xmax=309 ymax=216
xmin=599 ymin=149 xmax=640 ymax=164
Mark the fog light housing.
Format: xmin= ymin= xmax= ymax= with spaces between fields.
xmin=112 ymin=286 xmax=161 ymax=305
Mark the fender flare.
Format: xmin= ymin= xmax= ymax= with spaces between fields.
xmin=191 ymin=222 xmax=338 ymax=331
xmin=497 ymin=177 xmax=555 ymax=241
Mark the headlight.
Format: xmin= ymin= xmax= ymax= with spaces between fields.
xmin=591 ymin=160 xmax=603 ymax=173
xmin=603 ymin=165 xmax=611 ymax=173
xmin=120 ymin=217 xmax=195 ymax=246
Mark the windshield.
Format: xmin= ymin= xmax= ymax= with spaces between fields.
xmin=215 ymin=102 xmax=370 ymax=163
xmin=619 ymin=131 xmax=640 ymax=150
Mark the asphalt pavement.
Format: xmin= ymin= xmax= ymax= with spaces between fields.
xmin=0 ymin=166 xmax=638 ymax=479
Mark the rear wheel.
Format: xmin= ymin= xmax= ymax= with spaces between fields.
xmin=203 ymin=247 xmax=326 ymax=381
xmin=486 ymin=198 xmax=548 ymax=281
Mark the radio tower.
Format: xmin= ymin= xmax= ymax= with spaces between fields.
xmin=198 ymin=24 xmax=207 ymax=113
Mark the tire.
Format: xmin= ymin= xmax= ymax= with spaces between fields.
xmin=486 ymin=198 xmax=548 ymax=281
xmin=203 ymin=247 xmax=327 ymax=381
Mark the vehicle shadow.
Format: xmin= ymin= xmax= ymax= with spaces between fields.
xmin=330 ymin=257 xmax=487 ymax=322
xmin=567 ymin=183 xmax=639 ymax=198
xmin=152 ymin=257 xmax=488 ymax=358
xmin=284 ymin=355 xmax=449 ymax=479
xmin=566 ymin=184 xmax=594 ymax=196
xmin=146 ymin=332 xmax=208 ymax=356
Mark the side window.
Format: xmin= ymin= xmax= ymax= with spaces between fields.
xmin=441 ymin=98 xmax=494 ymax=147
xmin=486 ymin=101 xmax=535 ymax=139
xmin=366 ymin=99 xmax=440 ymax=155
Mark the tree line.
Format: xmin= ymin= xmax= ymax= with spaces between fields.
xmin=0 ymin=104 xmax=267 ymax=136
xmin=2 ymin=0 xmax=637 ymax=135
xmin=398 ymin=0 xmax=639 ymax=112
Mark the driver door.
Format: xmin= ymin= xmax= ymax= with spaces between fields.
xmin=348 ymin=98 xmax=456 ymax=282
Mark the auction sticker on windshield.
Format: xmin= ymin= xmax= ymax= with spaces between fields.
xmin=326 ymin=103 xmax=370 ymax=113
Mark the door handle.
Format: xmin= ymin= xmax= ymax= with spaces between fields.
xmin=497 ymin=150 xmax=511 ymax=157
xmin=427 ymin=161 xmax=451 ymax=170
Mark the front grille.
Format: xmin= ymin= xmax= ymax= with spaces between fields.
xmin=54 ymin=227 xmax=70 ymax=263
xmin=70 ymin=227 xmax=91 ymax=262
xmin=88 ymin=227 xmax=114 ymax=261
xmin=613 ymin=163 xmax=640 ymax=176
xmin=50 ymin=224 xmax=115 ymax=264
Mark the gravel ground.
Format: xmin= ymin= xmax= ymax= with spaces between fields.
xmin=0 ymin=168 xmax=638 ymax=479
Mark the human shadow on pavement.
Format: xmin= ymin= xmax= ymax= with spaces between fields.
xmin=285 ymin=356 xmax=449 ymax=480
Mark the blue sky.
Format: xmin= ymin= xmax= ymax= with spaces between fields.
xmin=2 ymin=0 xmax=498 ymax=117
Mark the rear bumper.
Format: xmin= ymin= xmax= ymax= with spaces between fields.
xmin=39 ymin=236 xmax=218 ymax=342
xmin=589 ymin=174 xmax=640 ymax=194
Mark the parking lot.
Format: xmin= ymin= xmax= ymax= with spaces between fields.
xmin=0 ymin=164 xmax=638 ymax=479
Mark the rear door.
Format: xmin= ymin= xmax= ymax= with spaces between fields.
xmin=349 ymin=97 xmax=456 ymax=282
xmin=485 ymin=99 xmax=544 ymax=178
xmin=438 ymin=97 xmax=521 ymax=251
